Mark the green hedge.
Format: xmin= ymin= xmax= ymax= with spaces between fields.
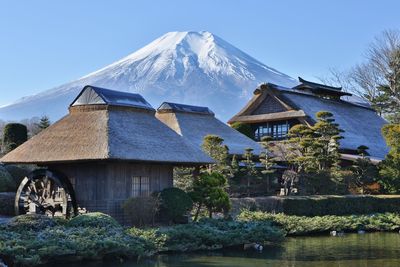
xmin=0 ymin=213 xmax=284 ymax=266
xmin=231 ymin=195 xmax=400 ymax=216
xmin=67 ymin=212 xmax=120 ymax=228
xmin=238 ymin=210 xmax=400 ymax=235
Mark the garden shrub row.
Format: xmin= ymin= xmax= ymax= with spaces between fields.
xmin=0 ymin=213 xmax=284 ymax=266
xmin=231 ymin=195 xmax=400 ymax=216
xmin=238 ymin=210 xmax=400 ymax=235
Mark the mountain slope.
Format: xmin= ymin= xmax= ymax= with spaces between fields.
xmin=0 ymin=31 xmax=298 ymax=122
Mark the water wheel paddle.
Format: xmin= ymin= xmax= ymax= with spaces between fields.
xmin=15 ymin=169 xmax=78 ymax=218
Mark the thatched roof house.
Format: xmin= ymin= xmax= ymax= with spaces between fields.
xmin=156 ymin=102 xmax=263 ymax=155
xmin=1 ymin=86 xmax=212 ymax=164
xmin=228 ymin=78 xmax=388 ymax=160
xmin=1 ymin=86 xmax=212 ymax=222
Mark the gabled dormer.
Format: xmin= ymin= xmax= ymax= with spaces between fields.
xmin=293 ymin=77 xmax=352 ymax=100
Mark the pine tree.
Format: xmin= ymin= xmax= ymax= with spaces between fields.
xmin=37 ymin=116 xmax=51 ymax=130
xmin=259 ymin=136 xmax=276 ymax=193
xmin=189 ymin=172 xmax=230 ymax=220
xmin=311 ymin=111 xmax=343 ymax=171
xmin=201 ymin=135 xmax=230 ymax=175
xmin=350 ymin=145 xmax=379 ymax=194
xmin=287 ymin=111 xmax=344 ymax=194
xmin=240 ymin=148 xmax=259 ymax=196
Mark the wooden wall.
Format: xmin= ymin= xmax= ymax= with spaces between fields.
xmin=50 ymin=162 xmax=173 ymax=223
xmin=251 ymin=94 xmax=286 ymax=115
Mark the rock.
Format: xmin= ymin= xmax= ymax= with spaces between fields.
xmin=330 ymin=230 xmax=344 ymax=237
xmin=358 ymin=230 xmax=366 ymax=234
xmin=244 ymin=243 xmax=263 ymax=251
xmin=0 ymin=258 xmax=8 ymax=267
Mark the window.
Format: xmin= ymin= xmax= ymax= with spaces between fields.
xmin=131 ymin=176 xmax=150 ymax=197
xmin=255 ymin=121 xmax=290 ymax=141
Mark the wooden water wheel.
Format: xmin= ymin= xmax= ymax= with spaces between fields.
xmin=15 ymin=169 xmax=78 ymax=218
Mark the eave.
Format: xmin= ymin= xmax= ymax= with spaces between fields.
xmin=229 ymin=110 xmax=307 ymax=124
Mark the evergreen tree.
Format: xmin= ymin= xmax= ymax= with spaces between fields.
xmin=350 ymin=145 xmax=379 ymax=194
xmin=240 ymin=148 xmax=260 ymax=196
xmin=311 ymin=111 xmax=343 ymax=170
xmin=231 ymin=122 xmax=254 ymax=139
xmin=287 ymin=111 xmax=344 ymax=194
xmin=259 ymin=136 xmax=277 ymax=193
xmin=189 ymin=172 xmax=231 ymax=220
xmin=2 ymin=123 xmax=28 ymax=153
xmin=379 ymin=124 xmax=400 ymax=192
xmin=201 ymin=135 xmax=230 ymax=175
xmin=37 ymin=116 xmax=51 ymax=130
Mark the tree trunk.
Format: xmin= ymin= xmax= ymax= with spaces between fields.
xmin=194 ymin=203 xmax=202 ymax=221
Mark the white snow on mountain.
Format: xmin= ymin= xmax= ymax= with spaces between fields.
xmin=0 ymin=31 xmax=298 ymax=122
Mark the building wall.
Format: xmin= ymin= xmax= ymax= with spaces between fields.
xmin=251 ymin=95 xmax=286 ymax=115
xmin=50 ymin=162 xmax=173 ymax=223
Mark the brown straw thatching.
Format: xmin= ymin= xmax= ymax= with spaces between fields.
xmin=1 ymin=86 xmax=213 ymax=165
xmin=156 ymin=102 xmax=263 ymax=155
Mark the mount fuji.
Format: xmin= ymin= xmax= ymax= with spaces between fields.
xmin=0 ymin=31 xmax=298 ymax=122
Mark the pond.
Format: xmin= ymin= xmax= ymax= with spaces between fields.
xmin=61 ymin=233 xmax=400 ymax=267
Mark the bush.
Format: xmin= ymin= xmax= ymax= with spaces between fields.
xmin=0 ymin=165 xmax=14 ymax=192
xmin=67 ymin=212 xmax=120 ymax=228
xmin=0 ymin=192 xmax=15 ymax=215
xmin=231 ymin=195 xmax=400 ymax=217
xmin=7 ymin=214 xmax=57 ymax=231
xmin=281 ymin=195 xmax=400 ymax=216
xmin=238 ymin=210 xmax=400 ymax=235
xmin=127 ymin=218 xmax=284 ymax=252
xmin=122 ymin=196 xmax=160 ymax=226
xmin=2 ymin=123 xmax=27 ymax=152
xmin=0 ymin=224 xmax=150 ymax=266
xmin=4 ymin=165 xmax=32 ymax=189
xmin=231 ymin=122 xmax=254 ymax=139
xmin=160 ymin=188 xmax=193 ymax=223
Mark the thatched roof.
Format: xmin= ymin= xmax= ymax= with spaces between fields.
xmin=229 ymin=82 xmax=388 ymax=159
xmin=156 ymin=102 xmax=263 ymax=155
xmin=278 ymin=88 xmax=388 ymax=159
xmin=1 ymin=86 xmax=213 ymax=165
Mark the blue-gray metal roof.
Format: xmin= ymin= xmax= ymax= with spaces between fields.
xmin=158 ymin=102 xmax=214 ymax=115
xmin=70 ymin=85 xmax=154 ymax=110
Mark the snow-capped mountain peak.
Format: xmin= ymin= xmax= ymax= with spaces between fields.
xmin=0 ymin=31 xmax=298 ymax=121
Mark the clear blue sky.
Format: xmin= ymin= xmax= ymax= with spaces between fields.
xmin=1 ymin=0 xmax=399 ymax=106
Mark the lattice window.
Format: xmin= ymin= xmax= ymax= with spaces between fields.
xmin=255 ymin=121 xmax=290 ymax=141
xmin=131 ymin=176 xmax=150 ymax=197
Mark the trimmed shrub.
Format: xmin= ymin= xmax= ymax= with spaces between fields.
xmin=4 ymin=165 xmax=32 ymax=189
xmin=160 ymin=188 xmax=193 ymax=223
xmin=0 ymin=192 xmax=15 ymax=215
xmin=0 ymin=165 xmax=15 ymax=192
xmin=231 ymin=122 xmax=254 ymax=139
xmin=127 ymin=218 xmax=284 ymax=252
xmin=238 ymin=210 xmax=400 ymax=235
xmin=0 ymin=224 xmax=150 ymax=266
xmin=67 ymin=212 xmax=120 ymax=228
xmin=2 ymin=123 xmax=27 ymax=152
xmin=7 ymin=214 xmax=57 ymax=231
xmin=122 ymin=196 xmax=160 ymax=226
xmin=231 ymin=195 xmax=400 ymax=216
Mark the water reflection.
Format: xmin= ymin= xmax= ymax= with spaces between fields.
xmin=61 ymin=233 xmax=400 ymax=267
